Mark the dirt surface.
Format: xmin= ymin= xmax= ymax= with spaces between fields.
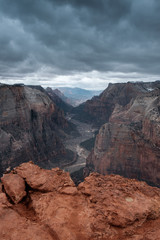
xmin=63 ymin=115 xmax=97 ymax=173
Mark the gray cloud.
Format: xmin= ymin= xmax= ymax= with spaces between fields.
xmin=0 ymin=0 xmax=160 ymax=89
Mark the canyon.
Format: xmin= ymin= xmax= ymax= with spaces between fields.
xmin=0 ymin=81 xmax=160 ymax=239
xmin=0 ymin=81 xmax=160 ymax=187
xmin=62 ymin=117 xmax=97 ymax=177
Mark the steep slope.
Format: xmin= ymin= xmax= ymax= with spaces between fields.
xmin=1 ymin=162 xmax=160 ymax=240
xmin=46 ymin=87 xmax=73 ymax=113
xmin=73 ymin=81 xmax=160 ymax=126
xmin=86 ymin=89 xmax=160 ymax=186
xmin=0 ymin=84 xmax=74 ymax=175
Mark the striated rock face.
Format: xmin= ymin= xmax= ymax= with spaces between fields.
xmin=46 ymin=87 xmax=73 ymax=113
xmin=86 ymin=89 xmax=160 ymax=186
xmin=73 ymin=81 xmax=160 ymax=126
xmin=0 ymin=84 xmax=74 ymax=175
xmin=1 ymin=162 xmax=160 ymax=239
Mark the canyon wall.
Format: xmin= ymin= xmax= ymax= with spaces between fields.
xmin=0 ymin=84 xmax=74 ymax=174
xmin=73 ymin=81 xmax=160 ymax=126
xmin=46 ymin=87 xmax=73 ymax=113
xmin=86 ymin=89 xmax=160 ymax=186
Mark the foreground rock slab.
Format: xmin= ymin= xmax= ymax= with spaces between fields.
xmin=1 ymin=162 xmax=160 ymax=239
xmin=1 ymin=173 xmax=26 ymax=204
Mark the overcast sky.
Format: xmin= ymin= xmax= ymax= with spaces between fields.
xmin=0 ymin=0 xmax=160 ymax=90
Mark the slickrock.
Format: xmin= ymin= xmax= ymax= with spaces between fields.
xmin=0 ymin=193 xmax=11 ymax=208
xmin=15 ymin=161 xmax=75 ymax=192
xmin=86 ymin=89 xmax=160 ymax=187
xmin=0 ymin=208 xmax=56 ymax=240
xmin=1 ymin=173 xmax=26 ymax=204
xmin=1 ymin=162 xmax=160 ymax=239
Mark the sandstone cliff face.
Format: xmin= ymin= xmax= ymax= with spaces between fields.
xmin=1 ymin=162 xmax=160 ymax=240
xmin=0 ymin=85 xmax=74 ymax=174
xmin=73 ymin=81 xmax=160 ymax=126
xmin=86 ymin=89 xmax=160 ymax=186
xmin=46 ymin=87 xmax=73 ymax=113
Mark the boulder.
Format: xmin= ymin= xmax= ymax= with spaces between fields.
xmin=15 ymin=162 xmax=75 ymax=192
xmin=1 ymin=173 xmax=26 ymax=204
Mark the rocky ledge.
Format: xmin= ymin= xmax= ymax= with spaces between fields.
xmin=1 ymin=162 xmax=160 ymax=239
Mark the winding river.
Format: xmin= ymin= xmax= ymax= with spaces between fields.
xmin=62 ymin=116 xmax=97 ymax=173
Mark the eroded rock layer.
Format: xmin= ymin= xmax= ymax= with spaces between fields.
xmin=86 ymin=89 xmax=160 ymax=186
xmin=73 ymin=81 xmax=160 ymax=126
xmin=0 ymin=84 xmax=74 ymax=174
xmin=1 ymin=162 xmax=160 ymax=240
xmin=46 ymin=87 xmax=73 ymax=113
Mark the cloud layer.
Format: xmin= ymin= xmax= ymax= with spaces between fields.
xmin=0 ymin=0 xmax=160 ymax=89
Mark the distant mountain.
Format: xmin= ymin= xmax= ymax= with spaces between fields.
xmin=57 ymin=87 xmax=102 ymax=106
xmin=52 ymin=89 xmax=72 ymax=105
xmin=46 ymin=87 xmax=73 ymax=113
xmin=72 ymin=81 xmax=160 ymax=127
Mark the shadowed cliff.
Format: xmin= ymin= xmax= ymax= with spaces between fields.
xmin=0 ymin=84 xmax=75 ymax=174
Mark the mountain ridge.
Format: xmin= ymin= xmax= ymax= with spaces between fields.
xmin=72 ymin=81 xmax=160 ymax=126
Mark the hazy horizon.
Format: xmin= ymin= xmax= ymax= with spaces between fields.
xmin=1 ymin=80 xmax=160 ymax=92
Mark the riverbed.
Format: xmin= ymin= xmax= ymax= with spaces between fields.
xmin=62 ymin=116 xmax=97 ymax=173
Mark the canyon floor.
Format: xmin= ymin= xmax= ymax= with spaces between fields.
xmin=63 ymin=115 xmax=97 ymax=173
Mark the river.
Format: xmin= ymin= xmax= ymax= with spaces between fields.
xmin=62 ymin=116 xmax=97 ymax=173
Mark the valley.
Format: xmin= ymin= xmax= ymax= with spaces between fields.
xmin=1 ymin=1 xmax=160 ymax=238
xmin=62 ymin=115 xmax=97 ymax=173
xmin=0 ymin=81 xmax=160 ymax=240
xmin=0 ymin=81 xmax=159 ymax=187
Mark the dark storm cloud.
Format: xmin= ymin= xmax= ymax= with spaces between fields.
xmin=0 ymin=0 xmax=160 ymax=87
